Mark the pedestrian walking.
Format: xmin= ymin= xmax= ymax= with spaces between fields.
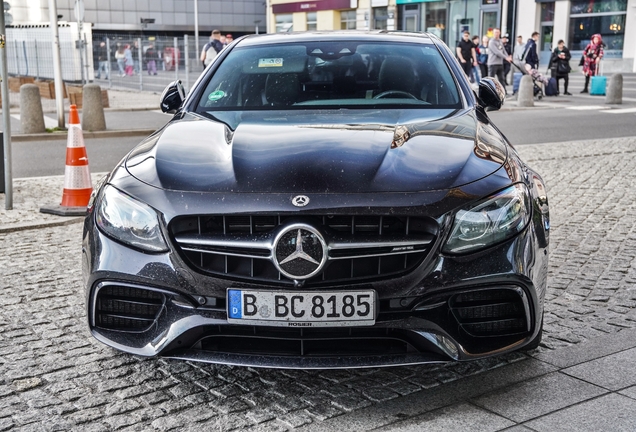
xmin=502 ymin=33 xmax=512 ymax=84
xmin=145 ymin=44 xmax=158 ymax=75
xmin=580 ymin=34 xmax=604 ymax=93
xmin=472 ymin=35 xmax=481 ymax=83
xmin=524 ymin=32 xmax=540 ymax=71
xmin=124 ymin=44 xmax=134 ymax=76
xmin=96 ymin=41 xmax=109 ymax=80
xmin=477 ymin=36 xmax=489 ymax=82
xmin=201 ymin=29 xmax=224 ymax=68
xmin=115 ymin=44 xmax=126 ymax=77
xmin=512 ymin=35 xmax=526 ymax=69
xmin=131 ymin=41 xmax=140 ymax=75
xmin=456 ymin=30 xmax=477 ymax=83
xmin=487 ymin=28 xmax=512 ymax=93
xmin=549 ymin=40 xmax=572 ymax=95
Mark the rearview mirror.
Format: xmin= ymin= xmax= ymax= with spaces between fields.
xmin=477 ymin=78 xmax=505 ymax=111
xmin=160 ymin=80 xmax=185 ymax=114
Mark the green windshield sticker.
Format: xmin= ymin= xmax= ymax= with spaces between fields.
xmin=208 ymin=90 xmax=225 ymax=101
xmin=259 ymin=58 xmax=284 ymax=68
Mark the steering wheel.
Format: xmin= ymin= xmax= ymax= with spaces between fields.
xmin=373 ymin=90 xmax=418 ymax=100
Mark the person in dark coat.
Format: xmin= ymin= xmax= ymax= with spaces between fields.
xmin=145 ymin=44 xmax=158 ymax=75
xmin=524 ymin=32 xmax=540 ymax=71
xmin=549 ymin=39 xmax=572 ymax=95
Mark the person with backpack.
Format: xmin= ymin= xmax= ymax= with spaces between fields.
xmin=524 ymin=32 xmax=540 ymax=70
xmin=549 ymin=40 xmax=572 ymax=95
xmin=512 ymin=35 xmax=526 ymax=69
xmin=200 ymin=29 xmax=224 ymax=68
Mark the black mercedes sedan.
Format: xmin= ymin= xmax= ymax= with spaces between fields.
xmin=83 ymin=31 xmax=549 ymax=368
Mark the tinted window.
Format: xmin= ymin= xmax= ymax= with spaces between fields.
xmin=196 ymin=41 xmax=461 ymax=111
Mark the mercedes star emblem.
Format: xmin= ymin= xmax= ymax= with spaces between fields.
xmin=273 ymin=224 xmax=327 ymax=280
xmin=291 ymin=195 xmax=310 ymax=207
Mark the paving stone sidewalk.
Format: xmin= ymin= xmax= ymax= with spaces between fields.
xmin=1 ymin=136 xmax=636 ymax=431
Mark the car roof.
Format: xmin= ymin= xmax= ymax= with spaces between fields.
xmin=235 ymin=31 xmax=436 ymax=47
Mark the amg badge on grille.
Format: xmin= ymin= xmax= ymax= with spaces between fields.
xmin=273 ymin=225 xmax=327 ymax=280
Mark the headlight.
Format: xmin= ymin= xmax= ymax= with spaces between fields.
xmin=96 ymin=185 xmax=168 ymax=252
xmin=443 ymin=184 xmax=531 ymax=254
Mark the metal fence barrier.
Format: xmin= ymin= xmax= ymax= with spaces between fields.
xmin=5 ymin=30 xmax=210 ymax=98
xmin=94 ymin=34 xmax=206 ymax=94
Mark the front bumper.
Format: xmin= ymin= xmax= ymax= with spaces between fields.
xmin=83 ymin=213 xmax=548 ymax=368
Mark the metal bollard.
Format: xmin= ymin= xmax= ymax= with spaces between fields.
xmin=20 ymin=84 xmax=46 ymax=134
xmin=517 ymin=75 xmax=535 ymax=107
xmin=605 ymin=74 xmax=623 ymax=105
xmin=81 ymin=84 xmax=107 ymax=131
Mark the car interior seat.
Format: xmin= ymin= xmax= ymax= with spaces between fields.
xmin=264 ymin=73 xmax=300 ymax=106
xmin=377 ymin=57 xmax=417 ymax=98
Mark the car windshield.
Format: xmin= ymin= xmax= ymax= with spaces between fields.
xmin=195 ymin=40 xmax=462 ymax=111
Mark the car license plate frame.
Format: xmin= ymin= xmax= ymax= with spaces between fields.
xmin=227 ymin=289 xmax=376 ymax=327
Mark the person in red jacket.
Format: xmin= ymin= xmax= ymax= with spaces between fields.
xmin=580 ymin=34 xmax=604 ymax=93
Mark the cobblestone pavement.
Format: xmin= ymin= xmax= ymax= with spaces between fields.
xmin=1 ymin=137 xmax=636 ymax=430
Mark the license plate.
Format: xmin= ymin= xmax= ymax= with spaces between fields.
xmin=227 ymin=289 xmax=376 ymax=327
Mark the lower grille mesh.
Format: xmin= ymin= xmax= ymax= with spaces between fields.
xmin=449 ymin=288 xmax=528 ymax=337
xmin=94 ymin=285 xmax=165 ymax=332
xmin=197 ymin=327 xmax=414 ymax=357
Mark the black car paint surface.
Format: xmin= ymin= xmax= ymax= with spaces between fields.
xmin=83 ymin=31 xmax=549 ymax=368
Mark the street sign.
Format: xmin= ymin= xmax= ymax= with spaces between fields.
xmin=73 ymin=0 xmax=84 ymax=22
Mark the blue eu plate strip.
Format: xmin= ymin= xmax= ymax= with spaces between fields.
xmin=228 ymin=289 xmax=242 ymax=319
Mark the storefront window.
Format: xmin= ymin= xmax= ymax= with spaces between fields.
xmin=424 ymin=2 xmax=446 ymax=39
xmin=275 ymin=14 xmax=293 ymax=33
xmin=541 ymin=2 xmax=555 ymax=22
xmin=307 ymin=12 xmax=317 ymax=31
xmin=569 ymin=0 xmax=626 ymax=54
xmin=374 ymin=7 xmax=388 ymax=30
xmin=341 ymin=10 xmax=356 ymax=30
xmin=447 ymin=0 xmax=480 ymax=48
xmin=570 ymin=0 xmax=627 ymax=14
xmin=569 ymin=14 xmax=626 ymax=51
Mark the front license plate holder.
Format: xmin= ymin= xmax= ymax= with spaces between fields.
xmin=227 ymin=289 xmax=376 ymax=327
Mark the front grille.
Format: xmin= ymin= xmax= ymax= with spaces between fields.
xmin=196 ymin=326 xmax=415 ymax=357
xmin=94 ymin=285 xmax=165 ymax=332
xmin=171 ymin=215 xmax=438 ymax=286
xmin=449 ymin=288 xmax=529 ymax=337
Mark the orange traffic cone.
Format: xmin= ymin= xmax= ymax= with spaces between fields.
xmin=40 ymin=105 xmax=93 ymax=216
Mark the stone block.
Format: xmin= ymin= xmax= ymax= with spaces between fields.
xmin=19 ymin=84 xmax=46 ymax=134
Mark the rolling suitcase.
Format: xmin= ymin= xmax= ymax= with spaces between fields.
xmin=512 ymin=72 xmax=523 ymax=94
xmin=590 ymin=60 xmax=606 ymax=96
xmin=590 ymin=76 xmax=606 ymax=95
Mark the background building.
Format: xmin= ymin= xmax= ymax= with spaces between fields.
xmin=516 ymin=0 xmax=635 ymax=72
xmin=9 ymin=0 xmax=267 ymax=38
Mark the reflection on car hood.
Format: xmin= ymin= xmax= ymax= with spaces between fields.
xmin=125 ymin=110 xmax=507 ymax=193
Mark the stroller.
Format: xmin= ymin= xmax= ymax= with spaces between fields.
xmin=511 ymin=61 xmax=546 ymax=100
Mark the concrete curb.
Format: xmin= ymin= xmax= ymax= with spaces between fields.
xmin=11 ymin=128 xmax=157 ymax=142
xmin=0 ymin=216 xmax=84 ymax=234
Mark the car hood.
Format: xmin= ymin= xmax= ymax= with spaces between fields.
xmin=125 ymin=109 xmax=508 ymax=194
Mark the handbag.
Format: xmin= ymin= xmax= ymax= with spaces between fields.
xmin=578 ymin=54 xmax=584 ymax=66
xmin=557 ymin=61 xmax=571 ymax=74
